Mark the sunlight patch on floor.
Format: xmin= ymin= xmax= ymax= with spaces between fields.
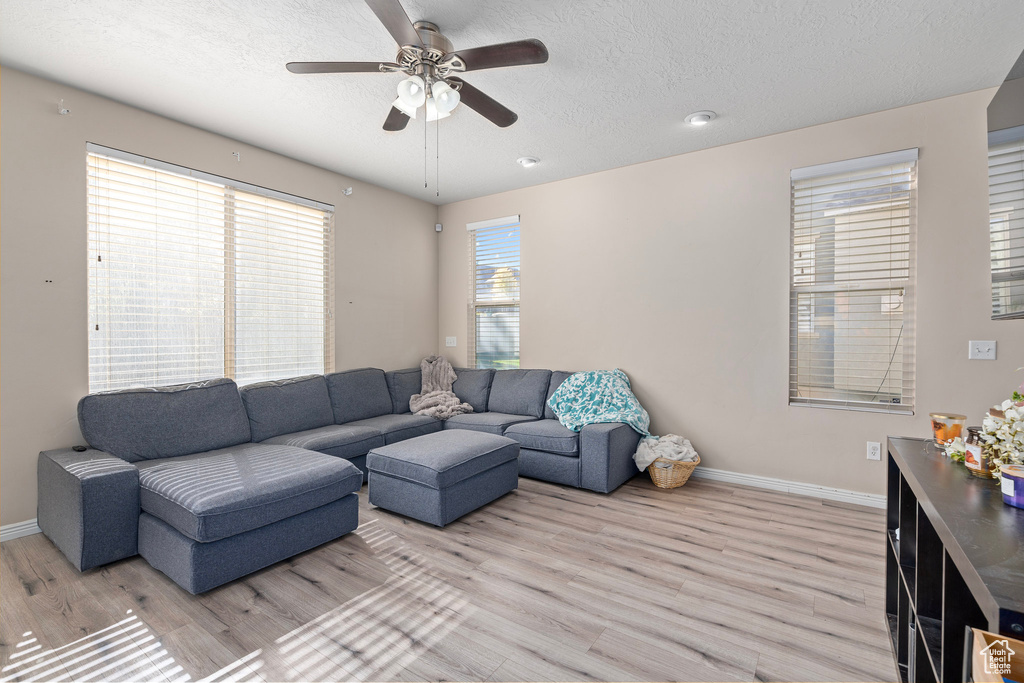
xmin=1 ymin=612 xmax=187 ymax=683
xmin=199 ymin=519 xmax=473 ymax=682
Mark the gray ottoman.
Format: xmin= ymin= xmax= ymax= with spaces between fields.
xmin=367 ymin=430 xmax=519 ymax=527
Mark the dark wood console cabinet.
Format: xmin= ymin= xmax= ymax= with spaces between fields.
xmin=886 ymin=437 xmax=1024 ymax=682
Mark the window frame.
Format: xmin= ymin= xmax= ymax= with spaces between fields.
xmin=467 ymin=215 xmax=521 ymax=370
xmin=788 ymin=149 xmax=918 ymax=415
xmin=86 ymin=143 xmax=335 ymax=392
xmin=988 ymin=125 xmax=1024 ymax=320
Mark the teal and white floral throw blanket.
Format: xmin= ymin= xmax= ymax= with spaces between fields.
xmin=547 ymin=369 xmax=651 ymax=436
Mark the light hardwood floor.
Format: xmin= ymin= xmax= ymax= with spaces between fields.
xmin=0 ymin=476 xmax=898 ymax=682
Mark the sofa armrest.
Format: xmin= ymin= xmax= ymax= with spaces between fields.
xmin=579 ymin=423 xmax=643 ymax=493
xmin=37 ymin=448 xmax=140 ymax=571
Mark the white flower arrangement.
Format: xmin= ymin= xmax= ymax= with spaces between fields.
xmin=942 ymin=436 xmax=966 ymax=462
xmin=981 ymin=382 xmax=1024 ymax=475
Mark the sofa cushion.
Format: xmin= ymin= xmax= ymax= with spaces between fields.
xmin=488 ymin=369 xmax=552 ymax=418
xmin=239 ymin=375 xmax=334 ymax=442
xmin=385 ymin=368 xmax=421 ymax=414
xmin=504 ymin=419 xmax=579 ymax=456
xmin=325 ymin=368 xmax=392 ymax=424
xmin=544 ymin=371 xmax=573 ymax=420
xmin=134 ymin=443 xmax=362 ymax=543
xmin=345 ymin=413 xmax=443 ymax=444
xmin=261 ymin=424 xmax=383 ymax=460
xmin=367 ymin=430 xmax=519 ymax=489
xmin=452 ymin=368 xmax=494 ymax=412
xmin=444 ymin=412 xmax=538 ymax=436
xmin=78 ymin=378 xmax=251 ymax=463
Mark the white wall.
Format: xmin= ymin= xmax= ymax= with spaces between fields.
xmin=438 ymin=88 xmax=1023 ymax=496
xmin=0 ymin=67 xmax=440 ymax=526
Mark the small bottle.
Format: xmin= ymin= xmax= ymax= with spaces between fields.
xmin=964 ymin=426 xmax=995 ymax=479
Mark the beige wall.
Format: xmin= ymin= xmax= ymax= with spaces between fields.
xmin=438 ymin=88 xmax=1023 ymax=496
xmin=0 ymin=67 xmax=439 ymax=526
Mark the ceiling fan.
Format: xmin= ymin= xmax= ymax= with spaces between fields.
xmin=286 ymin=0 xmax=549 ymax=131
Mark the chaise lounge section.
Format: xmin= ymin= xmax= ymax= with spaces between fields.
xmin=39 ymin=378 xmax=363 ymax=593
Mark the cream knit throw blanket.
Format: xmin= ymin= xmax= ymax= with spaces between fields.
xmin=409 ymin=355 xmax=474 ymax=419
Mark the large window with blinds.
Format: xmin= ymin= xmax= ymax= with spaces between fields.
xmin=989 ymin=125 xmax=1024 ymax=319
xmin=468 ymin=216 xmax=520 ymax=369
xmin=87 ymin=144 xmax=334 ymax=393
xmin=789 ymin=149 xmax=917 ymax=414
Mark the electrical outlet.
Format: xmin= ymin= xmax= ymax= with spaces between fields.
xmin=968 ymin=340 xmax=996 ymax=360
xmin=867 ymin=441 xmax=881 ymax=461
xmin=445 ymin=336 xmax=457 ymax=347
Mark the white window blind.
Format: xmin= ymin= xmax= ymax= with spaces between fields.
xmin=467 ymin=216 xmax=520 ymax=369
xmin=790 ymin=149 xmax=917 ymax=414
xmin=87 ymin=145 xmax=334 ymax=392
xmin=989 ymin=125 xmax=1024 ymax=319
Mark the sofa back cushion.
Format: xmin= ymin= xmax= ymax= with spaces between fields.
xmin=452 ymin=368 xmax=494 ymax=412
xmin=78 ymin=378 xmax=251 ymax=462
xmin=239 ymin=375 xmax=335 ymax=442
xmin=385 ymin=368 xmax=421 ymax=414
xmin=488 ymin=369 xmax=552 ymax=418
xmin=326 ymin=368 xmax=392 ymax=424
xmin=544 ymin=371 xmax=573 ymax=420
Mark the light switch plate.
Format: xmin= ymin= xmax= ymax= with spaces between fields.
xmin=968 ymin=340 xmax=996 ymax=360
xmin=445 ymin=336 xmax=457 ymax=347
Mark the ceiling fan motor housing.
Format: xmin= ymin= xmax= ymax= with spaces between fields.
xmin=395 ymin=22 xmax=465 ymax=79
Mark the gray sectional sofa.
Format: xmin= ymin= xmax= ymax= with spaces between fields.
xmin=37 ymin=365 xmax=642 ymax=594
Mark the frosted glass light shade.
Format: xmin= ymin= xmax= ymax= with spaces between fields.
xmin=397 ymin=75 xmax=426 ymax=109
xmin=393 ymin=96 xmax=418 ymax=118
xmin=425 ymin=98 xmax=451 ymax=122
xmin=431 ymin=81 xmax=460 ymax=114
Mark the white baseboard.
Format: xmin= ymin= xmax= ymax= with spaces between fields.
xmin=690 ymin=466 xmax=886 ymax=509
xmin=0 ymin=518 xmax=42 ymax=543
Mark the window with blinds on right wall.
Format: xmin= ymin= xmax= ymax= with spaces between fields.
xmin=789 ymin=149 xmax=918 ymax=414
xmin=989 ymin=125 xmax=1024 ymax=319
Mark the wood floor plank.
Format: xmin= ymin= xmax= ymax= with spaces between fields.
xmin=452 ymin=611 xmax=637 ymax=682
xmin=484 ymin=560 xmax=760 ymax=681
xmin=587 ymin=627 xmax=753 ymax=683
xmin=400 ymin=628 xmax=507 ymax=682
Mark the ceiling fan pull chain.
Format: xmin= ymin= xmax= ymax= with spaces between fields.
xmin=424 ymin=105 xmax=428 ymax=189
xmin=436 ymin=118 xmax=440 ymax=198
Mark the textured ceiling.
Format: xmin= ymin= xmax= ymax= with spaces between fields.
xmin=2 ymin=0 xmax=1023 ymax=204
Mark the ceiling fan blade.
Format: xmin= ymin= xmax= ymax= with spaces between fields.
xmin=287 ymin=62 xmax=383 ymax=74
xmin=365 ymin=0 xmax=421 ymax=47
xmin=383 ymin=106 xmax=410 ymax=131
xmin=449 ymin=78 xmax=518 ymax=128
xmin=451 ymin=39 xmax=548 ymax=72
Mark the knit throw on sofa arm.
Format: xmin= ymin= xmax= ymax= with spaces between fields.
xmin=547 ymin=369 xmax=651 ymax=436
xmin=410 ymin=355 xmax=474 ymax=420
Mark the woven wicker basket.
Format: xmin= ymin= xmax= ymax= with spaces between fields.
xmin=648 ymin=454 xmax=700 ymax=489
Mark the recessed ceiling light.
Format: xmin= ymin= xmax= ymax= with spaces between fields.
xmin=685 ymin=110 xmax=717 ymax=126
xmin=517 ymin=156 xmax=540 ymax=168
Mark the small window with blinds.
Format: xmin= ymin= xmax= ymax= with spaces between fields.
xmin=790 ymin=149 xmax=917 ymax=414
xmin=87 ymin=144 xmax=334 ymax=393
xmin=989 ymin=125 xmax=1024 ymax=319
xmin=467 ymin=216 xmax=520 ymax=369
